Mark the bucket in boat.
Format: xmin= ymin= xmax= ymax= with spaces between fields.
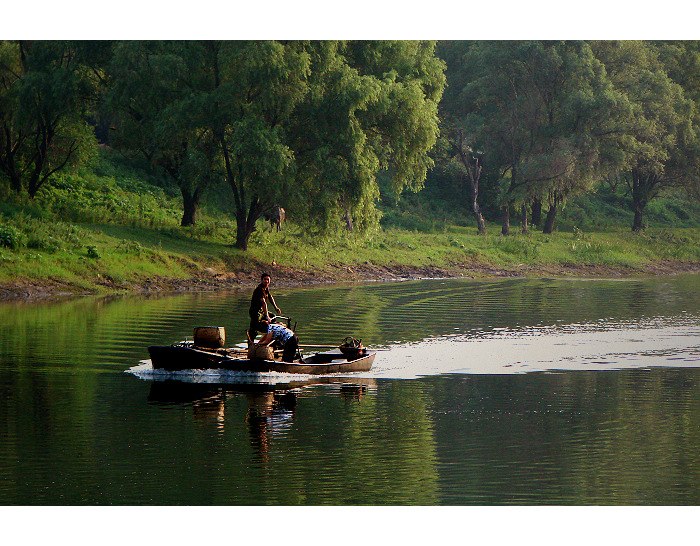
xmin=193 ymin=326 xmax=226 ymax=348
xmin=248 ymin=344 xmax=274 ymax=360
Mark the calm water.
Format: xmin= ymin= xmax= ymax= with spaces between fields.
xmin=0 ymin=276 xmax=698 ymax=505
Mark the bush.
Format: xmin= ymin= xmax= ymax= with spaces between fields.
xmin=116 ymin=239 xmax=143 ymax=255
xmin=0 ymin=224 xmax=25 ymax=249
xmin=27 ymin=236 xmax=61 ymax=253
xmin=494 ymin=234 xmax=542 ymax=260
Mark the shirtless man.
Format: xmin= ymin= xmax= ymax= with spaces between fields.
xmin=248 ymin=273 xmax=281 ymax=337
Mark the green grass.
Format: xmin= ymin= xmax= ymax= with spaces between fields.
xmin=1 ymin=210 xmax=699 ymax=292
xmin=1 ymin=150 xmax=699 ymax=294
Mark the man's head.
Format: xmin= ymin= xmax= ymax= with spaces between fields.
xmin=261 ymin=273 xmax=271 ymax=287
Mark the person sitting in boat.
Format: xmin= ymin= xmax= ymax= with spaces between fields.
xmin=257 ymin=323 xmax=299 ymax=363
xmin=248 ymin=272 xmax=282 ymax=336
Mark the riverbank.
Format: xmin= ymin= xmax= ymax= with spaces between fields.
xmin=3 ymin=199 xmax=700 ymax=301
xmin=2 ymin=252 xmax=699 ymax=301
xmin=3 ymin=148 xmax=700 ymax=301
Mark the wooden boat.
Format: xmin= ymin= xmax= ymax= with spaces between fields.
xmin=148 ymin=342 xmax=375 ymax=374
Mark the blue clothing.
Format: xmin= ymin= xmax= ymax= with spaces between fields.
xmin=267 ymin=323 xmax=293 ymax=344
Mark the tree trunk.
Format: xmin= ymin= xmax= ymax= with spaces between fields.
xmin=28 ymin=157 xmax=44 ymax=198
xmin=631 ymin=171 xmax=651 ymax=232
xmin=632 ymin=203 xmax=645 ymax=232
xmin=234 ymin=196 xmax=262 ymax=250
xmin=27 ymin=125 xmax=51 ymax=199
xmin=0 ymin=147 xmax=23 ymax=193
xmin=520 ymin=204 xmax=528 ymax=234
xmin=235 ymin=213 xmax=254 ymax=250
xmin=501 ymin=204 xmax=510 ymax=236
xmin=180 ymin=188 xmax=201 ymax=227
xmin=472 ymin=189 xmax=486 ymax=235
xmin=543 ymin=203 xmax=557 ymax=234
xmin=9 ymin=172 xmax=22 ymax=194
xmin=454 ymin=136 xmax=486 ymax=235
xmin=28 ymin=179 xmax=41 ymax=199
xmin=344 ymin=208 xmax=353 ymax=231
xmin=531 ymin=198 xmax=542 ymax=227
xmin=474 ymin=206 xmax=486 ymax=235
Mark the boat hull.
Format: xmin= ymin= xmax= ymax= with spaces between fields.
xmin=148 ymin=345 xmax=225 ymax=370
xmin=148 ymin=345 xmax=375 ymax=374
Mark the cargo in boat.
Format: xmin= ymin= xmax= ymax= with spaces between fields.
xmin=147 ymin=343 xmax=375 ymax=374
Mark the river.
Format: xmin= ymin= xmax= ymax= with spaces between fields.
xmin=0 ymin=275 xmax=698 ymax=505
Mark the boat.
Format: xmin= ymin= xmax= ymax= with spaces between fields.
xmin=148 ymin=342 xmax=375 ymax=374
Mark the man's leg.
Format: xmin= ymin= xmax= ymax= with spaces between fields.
xmin=283 ymin=335 xmax=299 ymax=362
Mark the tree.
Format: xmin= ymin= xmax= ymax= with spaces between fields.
xmin=594 ymin=41 xmax=700 ymax=231
xmin=107 ymin=41 xmax=219 ymax=226
xmin=197 ymin=41 xmax=445 ymax=249
xmin=439 ymin=41 xmax=494 ymax=234
xmin=201 ymin=41 xmax=311 ymax=249
xmin=288 ymin=41 xmax=446 ymax=235
xmin=442 ymin=41 xmax=628 ymax=235
xmin=0 ymin=41 xmax=97 ymax=198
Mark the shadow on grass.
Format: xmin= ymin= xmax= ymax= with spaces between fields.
xmin=88 ymin=224 xmax=238 ymax=259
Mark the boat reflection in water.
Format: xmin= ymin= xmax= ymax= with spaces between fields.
xmin=146 ymin=378 xmax=376 ymax=461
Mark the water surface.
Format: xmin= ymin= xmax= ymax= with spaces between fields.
xmin=1 ymin=275 xmax=698 ymax=504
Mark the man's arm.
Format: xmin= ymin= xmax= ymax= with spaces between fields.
xmin=258 ymin=331 xmax=273 ymax=346
xmin=267 ymin=292 xmax=281 ymax=313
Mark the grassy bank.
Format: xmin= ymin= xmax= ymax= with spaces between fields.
xmin=1 ymin=213 xmax=700 ymax=298
xmin=1 ymin=152 xmax=700 ymax=298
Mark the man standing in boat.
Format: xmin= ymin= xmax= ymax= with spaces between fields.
xmin=248 ymin=272 xmax=282 ymax=337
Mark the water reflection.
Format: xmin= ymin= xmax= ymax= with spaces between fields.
xmin=245 ymin=390 xmax=296 ymax=463
xmin=146 ymin=378 xmax=376 ymax=464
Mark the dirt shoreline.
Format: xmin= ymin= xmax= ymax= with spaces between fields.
xmin=2 ymin=260 xmax=700 ymax=302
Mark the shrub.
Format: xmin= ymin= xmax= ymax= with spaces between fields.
xmin=116 ymin=239 xmax=143 ymax=255
xmin=27 ymin=236 xmax=61 ymax=253
xmin=0 ymin=224 xmax=25 ymax=249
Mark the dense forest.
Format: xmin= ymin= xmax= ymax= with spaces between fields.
xmin=1 ymin=41 xmax=699 ymax=288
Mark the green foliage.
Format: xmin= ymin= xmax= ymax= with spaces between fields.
xmin=36 ymin=169 xmax=180 ymax=227
xmin=592 ymin=41 xmax=700 ymax=230
xmin=436 ymin=40 xmax=700 ymax=234
xmin=556 ymin=184 xmax=700 ymax=231
xmin=86 ymin=245 xmax=100 ymax=259
xmin=107 ymin=41 xmax=221 ymax=227
xmin=287 ymin=41 xmax=446 ymax=236
xmin=493 ymin=234 xmax=543 ymax=260
xmin=27 ymin=235 xmax=61 ymax=253
xmin=2 ymin=38 xmax=700 ymax=286
xmin=0 ymin=41 xmax=99 ymax=197
xmin=116 ymin=239 xmax=143 ymax=256
xmin=102 ymin=41 xmax=446 ymax=247
xmin=0 ymin=224 xmax=24 ymax=249
xmin=439 ymin=41 xmax=629 ymax=227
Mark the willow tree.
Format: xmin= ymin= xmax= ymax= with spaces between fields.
xmin=306 ymin=41 xmax=445 ymax=229
xmin=107 ymin=41 xmax=219 ymax=226
xmin=288 ymin=41 xmax=446 ymax=234
xmin=0 ymin=41 xmax=97 ymax=198
xmin=437 ymin=41 xmax=488 ymax=234
xmin=198 ymin=41 xmax=444 ymax=249
xmin=594 ymin=41 xmax=700 ymax=231
xmin=443 ymin=41 xmax=628 ymax=235
xmin=199 ymin=41 xmax=311 ymax=249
